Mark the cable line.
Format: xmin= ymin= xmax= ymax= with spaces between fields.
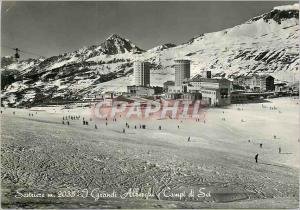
xmin=1 ymin=45 xmax=45 ymax=58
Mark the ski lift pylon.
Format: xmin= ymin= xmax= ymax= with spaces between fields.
xmin=14 ymin=48 xmax=20 ymax=59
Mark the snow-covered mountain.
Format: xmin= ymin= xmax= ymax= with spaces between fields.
xmin=148 ymin=43 xmax=177 ymax=53
xmin=1 ymin=4 xmax=299 ymax=107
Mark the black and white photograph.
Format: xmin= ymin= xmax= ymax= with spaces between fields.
xmin=0 ymin=1 xmax=299 ymax=209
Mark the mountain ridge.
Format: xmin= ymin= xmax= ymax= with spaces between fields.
xmin=1 ymin=4 xmax=299 ymax=107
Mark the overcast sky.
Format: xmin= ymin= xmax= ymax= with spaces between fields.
xmin=1 ymin=1 xmax=297 ymax=59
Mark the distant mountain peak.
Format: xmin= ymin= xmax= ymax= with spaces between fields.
xmin=248 ymin=4 xmax=299 ymax=24
xmin=148 ymin=43 xmax=177 ymax=52
xmin=106 ymin=33 xmax=123 ymax=40
xmin=159 ymin=43 xmax=177 ymax=49
xmin=274 ymin=3 xmax=299 ymax=11
xmin=99 ymin=33 xmax=144 ymax=55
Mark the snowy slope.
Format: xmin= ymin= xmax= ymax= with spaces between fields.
xmin=1 ymin=4 xmax=299 ymax=107
xmin=92 ymin=4 xmax=299 ymax=92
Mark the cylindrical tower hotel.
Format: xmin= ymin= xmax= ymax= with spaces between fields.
xmin=174 ymin=60 xmax=190 ymax=86
xmin=134 ymin=61 xmax=150 ymax=87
